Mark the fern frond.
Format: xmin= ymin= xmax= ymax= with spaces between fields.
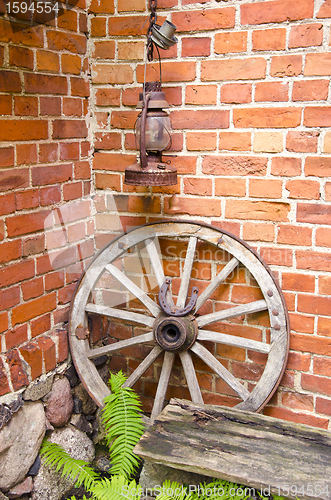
xmin=40 ymin=439 xmax=100 ymax=491
xmin=102 ymin=371 xmax=144 ymax=478
xmin=89 ymin=475 xmax=142 ymax=500
xmin=156 ymin=480 xmax=195 ymax=500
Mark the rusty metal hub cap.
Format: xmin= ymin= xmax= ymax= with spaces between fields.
xmin=154 ymin=314 xmax=198 ymax=352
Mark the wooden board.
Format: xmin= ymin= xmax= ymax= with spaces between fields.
xmin=134 ymin=399 xmax=331 ymax=500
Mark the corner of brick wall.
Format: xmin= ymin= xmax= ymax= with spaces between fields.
xmin=0 ymin=0 xmax=94 ymax=396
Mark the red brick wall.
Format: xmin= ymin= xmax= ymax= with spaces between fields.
xmin=91 ymin=0 xmax=331 ymax=429
xmin=0 ymin=0 xmax=93 ymax=394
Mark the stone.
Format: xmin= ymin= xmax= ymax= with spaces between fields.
xmin=7 ymin=477 xmax=33 ymax=498
xmin=0 ymin=492 xmax=9 ymax=500
xmin=0 ymin=405 xmax=12 ymax=431
xmin=139 ymin=462 xmax=212 ymax=494
xmin=23 ymin=376 xmax=53 ymax=402
xmin=0 ymin=396 xmax=24 ymax=431
xmin=72 ymin=396 xmax=83 ymax=414
xmin=45 ymin=377 xmax=73 ymax=428
xmin=32 ymin=426 xmax=95 ymax=500
xmin=65 ymin=365 xmax=79 ymax=388
xmin=7 ymin=395 xmax=24 ymax=414
xmin=28 ymin=454 xmax=41 ymax=476
xmin=70 ymin=413 xmax=93 ymax=434
xmin=73 ymin=383 xmax=97 ymax=416
xmin=0 ymin=402 xmax=46 ymax=491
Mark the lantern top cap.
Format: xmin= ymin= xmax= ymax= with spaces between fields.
xmin=136 ymin=81 xmax=170 ymax=110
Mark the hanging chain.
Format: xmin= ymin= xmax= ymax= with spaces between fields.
xmin=147 ymin=0 xmax=157 ymax=62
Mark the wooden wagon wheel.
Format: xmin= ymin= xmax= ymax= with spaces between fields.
xmin=69 ymin=221 xmax=289 ymax=422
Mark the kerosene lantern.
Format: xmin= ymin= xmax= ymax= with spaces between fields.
xmin=124 ymin=12 xmax=178 ymax=186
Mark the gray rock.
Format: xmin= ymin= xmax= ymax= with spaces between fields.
xmin=7 ymin=477 xmax=33 ymax=498
xmin=72 ymin=384 xmax=97 ymax=416
xmin=65 ymin=365 xmax=79 ymax=388
xmin=70 ymin=414 xmax=93 ymax=434
xmin=0 ymin=491 xmax=9 ymax=500
xmin=0 ymin=405 xmax=12 ymax=431
xmin=28 ymin=454 xmax=41 ymax=476
xmin=45 ymin=377 xmax=73 ymax=428
xmin=32 ymin=426 xmax=95 ymax=500
xmin=0 ymin=402 xmax=45 ymax=491
xmin=0 ymin=396 xmax=24 ymax=431
xmin=23 ymin=376 xmax=53 ymax=402
xmin=139 ymin=462 xmax=212 ymax=495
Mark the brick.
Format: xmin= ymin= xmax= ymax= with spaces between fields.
xmin=93 ymin=40 xmax=115 ymax=59
xmin=58 ymin=282 xmax=76 ymax=305
xmin=305 ymin=53 xmax=331 ymax=76
xmin=74 ymin=160 xmax=90 ymax=179
xmin=282 ymin=272 xmax=315 ymax=292
xmin=215 ymin=177 xmax=245 ymax=197
xmin=60 ymin=142 xmax=79 ymax=161
xmin=318 ymin=317 xmax=331 ymax=337
xmin=110 ymin=110 xmax=138 ymax=129
xmin=271 ymin=157 xmax=301 ymax=176
xmin=21 ymin=277 xmax=44 ymax=300
xmin=297 ymin=202 xmax=331 ymax=225
xmin=0 ymin=358 xmax=10 ymax=396
xmin=172 ymin=7 xmax=235 ymax=31
xmin=186 ymin=132 xmax=217 ymax=151
xmin=7 ymin=211 xmax=51 ymax=237
xmin=62 ymin=54 xmax=82 ymax=75
xmin=36 ymin=49 xmax=60 ymax=72
xmin=316 ymin=227 xmax=331 ymax=248
xmin=323 ymin=132 xmax=331 ymax=153
xmin=57 ymin=7 xmax=78 ymax=31
xmin=317 ymin=0 xmax=331 ymax=18
xmin=242 ymin=223 xmax=274 ymax=242
xmin=118 ymin=0 xmax=144 ymax=11
xmin=253 ymin=132 xmax=283 ymax=153
xmin=305 ymin=157 xmax=331 ymax=177
xmin=277 ymin=225 xmax=312 ymax=246
xmin=137 ymin=61 xmax=196 ymax=83
xmin=0 ymin=70 xmax=21 ymax=92
xmin=316 ymin=397 xmax=331 ymax=416
xmin=53 ymin=199 xmax=91 ymax=224
xmin=40 ymin=96 xmax=61 ymax=116
xmin=93 ymin=152 xmax=137 ymax=172
xmin=16 ymin=189 xmax=39 ymax=210
xmin=298 ymin=293 xmax=331 ymax=317
xmin=96 ymin=88 xmax=121 ymax=108
xmin=89 ymin=0 xmax=114 ymax=12
xmin=226 ymin=200 xmax=290 ymax=222
xmin=185 ymin=85 xmax=217 ymax=105
xmin=234 ymin=107 xmax=301 ymax=128
xmin=25 ymin=73 xmax=67 ymax=95
xmin=252 ymin=28 xmax=286 ymax=51
xmin=201 ymin=58 xmax=266 ymax=82
xmin=219 ymin=132 xmax=251 ymax=152
xmin=214 ymin=31 xmax=247 ymax=54
xmin=53 ymin=120 xmax=87 ymax=139
xmin=260 ymin=246 xmax=293 ymax=267
xmin=314 ymin=357 xmax=331 ymax=377
xmin=270 ymin=55 xmax=302 ymax=77
xmin=282 ymin=392 xmax=314 ymax=412
xmin=302 ymin=373 xmax=331 ymax=397
xmin=319 ymin=276 xmax=331 ymax=296
xmin=91 ymin=17 xmax=106 ymax=37
xmin=249 ymin=178 xmax=282 ymax=198
xmin=241 ymin=0 xmax=314 ymax=25
xmin=23 ymin=234 xmax=45 ymax=257
xmin=20 ymin=343 xmax=42 ymax=380
xmin=37 ymin=336 xmax=56 ymax=372
xmin=0 ymin=18 xmax=44 ymax=46
xmin=45 ymin=271 xmax=65 ymax=291
xmin=203 ymin=155 xmax=266 ymax=176
xmin=63 ymin=97 xmax=82 ymax=117
xmin=304 ymin=107 xmax=331 ymax=127
xmin=47 ymin=30 xmax=86 ymax=54
xmin=95 ymin=132 xmax=121 ymax=150
xmin=16 ymin=143 xmax=38 ymax=165
xmin=0 ymin=240 xmax=22 ymax=264
xmin=286 ymin=131 xmax=318 ymax=153
xmin=14 ymin=96 xmax=38 ymax=116
xmin=70 ymin=77 xmax=90 ymax=97
xmin=63 ymin=182 xmax=83 ymax=201
xmin=6 ymin=350 xmax=29 ymax=390
xmin=164 ymin=197 xmax=221 ymax=217
xmin=0 ymin=147 xmax=14 ymax=167
xmin=181 ymin=37 xmax=210 ymax=58
xmin=91 ymin=63 xmax=133 ymax=84
xmin=0 ymin=286 xmax=20 ymax=310
xmin=9 ymin=46 xmax=33 ymax=69
xmin=33 ymin=163 xmax=71 ymax=186
xmin=54 ymin=329 xmax=69 ymax=362
xmin=221 ymin=83 xmax=252 ymax=104
xmin=118 ymin=41 xmax=144 ymax=61
xmin=255 ymin=82 xmax=288 ymax=102
xmin=286 ymin=179 xmax=320 ymax=200
xmin=297 ymin=251 xmax=331 ymax=273
xmin=0 ymin=168 xmax=29 ymax=193
xmin=289 ymin=24 xmax=323 ymax=49
xmin=12 ymin=293 xmax=56 ymax=326
xmin=171 ymin=110 xmax=229 ymax=130
xmin=95 ymin=172 xmax=121 ymax=191
xmin=0 ymin=95 xmax=12 ymax=115
xmin=108 ymin=15 xmax=146 ymax=36
xmin=183 ymin=177 xmax=212 ymax=196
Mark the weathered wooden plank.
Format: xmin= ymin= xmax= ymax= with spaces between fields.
xmin=151 ymin=352 xmax=175 ymax=423
xmin=177 ymin=236 xmax=197 ymax=309
xmin=86 ymin=332 xmax=154 ymax=359
xmin=135 ymin=399 xmax=331 ymax=500
xmin=197 ymin=300 xmax=268 ymax=328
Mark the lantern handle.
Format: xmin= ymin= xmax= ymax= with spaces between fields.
xmin=140 ymin=93 xmax=151 ymax=170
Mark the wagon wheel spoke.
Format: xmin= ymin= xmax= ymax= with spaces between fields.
xmin=195 ymin=257 xmax=239 ymax=312
xmin=123 ymin=345 xmax=163 ymax=388
xmin=197 ymin=299 xmax=268 ymax=328
xmin=150 ymin=351 xmax=175 ymax=423
xmin=197 ymin=330 xmax=270 ymax=354
xmin=105 ymin=263 xmax=161 ymax=317
xmin=177 ymin=236 xmax=197 ymax=309
xmin=145 ymin=238 xmax=174 ymax=307
xmin=85 ymin=304 xmax=155 ymax=328
xmin=179 ymin=351 xmax=204 ymax=404
xmin=87 ymin=332 xmax=154 ymax=360
xmin=191 ymin=342 xmax=250 ymax=401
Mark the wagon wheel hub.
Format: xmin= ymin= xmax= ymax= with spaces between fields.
xmin=154 ymin=313 xmax=198 ymax=352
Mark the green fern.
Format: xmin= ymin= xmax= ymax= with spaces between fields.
xmin=40 ymin=440 xmax=100 ymax=491
xmin=102 ymin=371 xmax=145 ymax=478
xmin=89 ymin=475 xmax=141 ymax=500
